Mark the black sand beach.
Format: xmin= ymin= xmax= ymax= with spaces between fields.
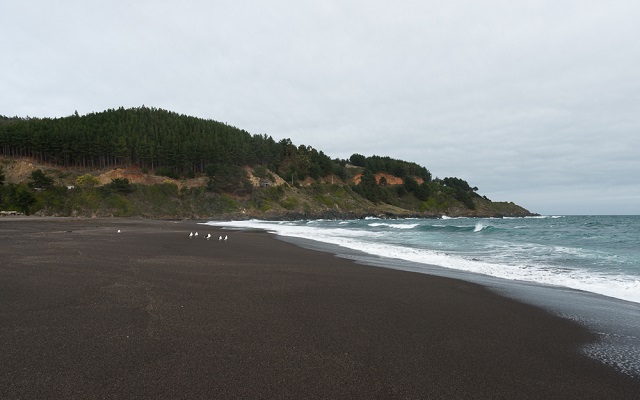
xmin=1 ymin=218 xmax=639 ymax=399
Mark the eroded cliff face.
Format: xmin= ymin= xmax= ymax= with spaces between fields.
xmin=1 ymin=157 xmax=282 ymax=190
xmin=351 ymin=172 xmax=424 ymax=186
xmin=0 ymin=158 xmax=199 ymax=189
xmin=1 ymin=158 xmax=40 ymax=184
xmin=94 ymin=168 xmax=207 ymax=188
xmin=1 ymin=156 xmax=536 ymax=219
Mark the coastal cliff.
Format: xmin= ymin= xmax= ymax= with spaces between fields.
xmin=1 ymin=157 xmax=535 ymax=219
xmin=0 ymin=107 xmax=536 ymax=219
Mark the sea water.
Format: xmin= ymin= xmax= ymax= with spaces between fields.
xmin=204 ymin=215 xmax=640 ymax=377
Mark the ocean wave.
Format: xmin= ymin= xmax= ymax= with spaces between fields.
xmin=203 ymin=219 xmax=640 ymax=304
xmin=415 ymin=223 xmax=498 ymax=234
xmin=341 ymin=240 xmax=640 ymax=304
xmin=368 ymin=222 xmax=419 ymax=229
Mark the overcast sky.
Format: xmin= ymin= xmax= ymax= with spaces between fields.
xmin=2 ymin=1 xmax=639 ymax=215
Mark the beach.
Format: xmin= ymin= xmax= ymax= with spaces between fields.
xmin=1 ymin=218 xmax=639 ymax=399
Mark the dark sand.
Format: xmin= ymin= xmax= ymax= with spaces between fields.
xmin=1 ymin=218 xmax=639 ymax=399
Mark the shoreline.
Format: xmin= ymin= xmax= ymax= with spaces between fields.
xmin=272 ymin=232 xmax=640 ymax=378
xmin=2 ymin=217 xmax=639 ymax=399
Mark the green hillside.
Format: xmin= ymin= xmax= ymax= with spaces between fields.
xmin=0 ymin=107 xmax=535 ymax=219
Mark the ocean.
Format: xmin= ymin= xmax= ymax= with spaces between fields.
xmin=204 ymin=215 xmax=640 ymax=377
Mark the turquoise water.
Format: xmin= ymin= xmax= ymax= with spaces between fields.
xmin=207 ymin=215 xmax=640 ymax=304
xmin=205 ymin=215 xmax=640 ymax=377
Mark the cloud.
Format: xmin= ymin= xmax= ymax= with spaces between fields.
xmin=2 ymin=0 xmax=639 ymax=214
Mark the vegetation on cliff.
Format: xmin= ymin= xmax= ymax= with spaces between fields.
xmin=0 ymin=107 xmax=535 ymax=218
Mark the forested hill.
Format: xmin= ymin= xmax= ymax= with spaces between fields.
xmin=0 ymin=106 xmax=535 ymax=218
xmin=1 ymin=107 xmax=278 ymax=174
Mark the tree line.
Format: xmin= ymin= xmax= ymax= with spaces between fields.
xmin=0 ymin=107 xmax=439 ymax=186
xmin=0 ymin=106 xmax=342 ymax=181
xmin=1 ymin=106 xmax=483 ymax=211
xmin=349 ymin=153 xmax=431 ymax=181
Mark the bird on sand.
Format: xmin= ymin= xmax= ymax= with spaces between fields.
xmin=195 ymin=232 xmax=199 ymax=238
xmin=218 ymin=235 xmax=223 ymax=242
xmin=117 ymin=229 xmax=121 ymax=233
xmin=189 ymin=232 xmax=194 ymax=239
xmin=224 ymin=235 xmax=228 ymax=242
xmin=206 ymin=233 xmax=212 ymax=240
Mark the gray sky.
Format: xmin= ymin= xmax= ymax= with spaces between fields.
xmin=2 ymin=0 xmax=639 ymax=215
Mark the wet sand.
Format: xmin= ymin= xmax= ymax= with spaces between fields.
xmin=1 ymin=217 xmax=639 ymax=399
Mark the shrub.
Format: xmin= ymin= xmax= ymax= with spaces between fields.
xmin=206 ymin=164 xmax=252 ymax=194
xmin=28 ymin=169 xmax=54 ymax=189
xmin=76 ymin=174 xmax=99 ymax=187
xmin=105 ymin=178 xmax=133 ymax=193
xmin=107 ymin=194 xmax=133 ymax=216
xmin=252 ymin=165 xmax=269 ymax=179
xmin=280 ymin=197 xmax=298 ymax=210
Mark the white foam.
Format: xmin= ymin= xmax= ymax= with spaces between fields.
xmin=368 ymin=222 xmax=419 ymax=229
xmin=204 ymin=220 xmax=640 ymax=304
